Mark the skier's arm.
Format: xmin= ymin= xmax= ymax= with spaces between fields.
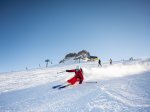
xmin=66 ymin=69 xmax=76 ymax=72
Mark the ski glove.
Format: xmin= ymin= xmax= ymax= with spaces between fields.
xmin=79 ymin=80 xmax=82 ymax=84
xmin=66 ymin=70 xmax=69 ymax=72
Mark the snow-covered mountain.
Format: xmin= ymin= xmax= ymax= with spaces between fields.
xmin=0 ymin=59 xmax=150 ymax=112
xmin=59 ymin=50 xmax=92 ymax=64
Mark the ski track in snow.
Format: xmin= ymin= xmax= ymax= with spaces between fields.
xmin=0 ymin=59 xmax=150 ymax=112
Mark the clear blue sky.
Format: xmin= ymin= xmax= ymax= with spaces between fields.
xmin=0 ymin=0 xmax=150 ymax=72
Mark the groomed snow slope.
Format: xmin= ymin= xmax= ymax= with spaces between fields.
xmin=0 ymin=59 xmax=150 ymax=112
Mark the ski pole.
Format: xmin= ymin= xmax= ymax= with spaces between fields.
xmin=57 ymin=71 xmax=66 ymax=74
xmin=85 ymin=81 xmax=98 ymax=83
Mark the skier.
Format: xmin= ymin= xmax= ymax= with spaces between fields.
xmin=66 ymin=65 xmax=84 ymax=85
xmin=110 ymin=58 xmax=112 ymax=65
xmin=53 ymin=66 xmax=84 ymax=89
xmin=98 ymin=59 xmax=102 ymax=67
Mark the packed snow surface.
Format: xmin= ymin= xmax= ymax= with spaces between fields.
xmin=0 ymin=59 xmax=150 ymax=112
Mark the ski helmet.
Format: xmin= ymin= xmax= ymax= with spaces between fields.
xmin=76 ymin=65 xmax=80 ymax=70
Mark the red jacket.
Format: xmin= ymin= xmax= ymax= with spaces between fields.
xmin=66 ymin=69 xmax=84 ymax=85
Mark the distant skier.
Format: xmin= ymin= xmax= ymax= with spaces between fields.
xmin=53 ymin=66 xmax=84 ymax=89
xmin=110 ymin=58 xmax=112 ymax=65
xmin=98 ymin=59 xmax=102 ymax=67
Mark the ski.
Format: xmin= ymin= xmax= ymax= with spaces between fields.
xmin=52 ymin=84 xmax=70 ymax=90
xmin=58 ymin=85 xmax=70 ymax=90
xmin=52 ymin=85 xmax=62 ymax=89
xmin=52 ymin=82 xmax=97 ymax=90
